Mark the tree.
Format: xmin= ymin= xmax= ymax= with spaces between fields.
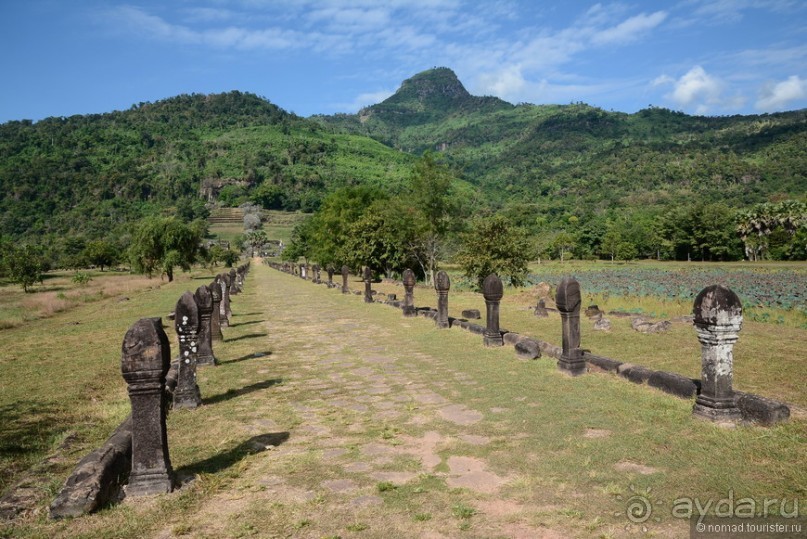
xmin=83 ymin=240 xmax=118 ymax=271
xmin=3 ymin=244 xmax=48 ymax=292
xmin=340 ymin=199 xmax=418 ymax=277
xmin=128 ymin=216 xmax=203 ymax=281
xmin=407 ymin=152 xmax=457 ymax=284
xmin=285 ymin=186 xmax=386 ymax=265
xmin=550 ymin=232 xmax=576 ymax=262
xmin=455 ymin=215 xmax=530 ymax=289
xmin=244 ymin=229 xmax=268 ymax=257
xmin=243 ymin=213 xmax=261 ymax=231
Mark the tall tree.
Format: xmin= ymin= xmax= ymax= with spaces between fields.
xmin=407 ymin=152 xmax=457 ymax=284
xmin=455 ymin=215 xmax=530 ymax=289
xmin=128 ymin=217 xmax=203 ymax=281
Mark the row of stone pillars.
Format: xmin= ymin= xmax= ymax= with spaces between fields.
xmin=121 ymin=262 xmax=250 ymax=497
xmin=273 ymin=262 xmax=748 ymax=425
xmin=394 ymin=269 xmax=747 ymax=425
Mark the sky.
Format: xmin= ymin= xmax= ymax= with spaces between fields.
xmin=1 ymin=0 xmax=806 ymax=123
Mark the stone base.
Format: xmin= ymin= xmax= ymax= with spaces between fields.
xmin=557 ymin=357 xmax=586 ymax=376
xmin=483 ymin=333 xmax=503 ymax=347
xmin=196 ymin=354 xmax=217 ymax=367
xmin=125 ymin=470 xmax=174 ymax=498
xmin=693 ymin=396 xmax=742 ymax=423
xmin=436 ymin=319 xmax=450 ymax=329
xmin=402 ymin=307 xmax=418 ymax=317
xmin=173 ymin=388 xmax=202 ymax=409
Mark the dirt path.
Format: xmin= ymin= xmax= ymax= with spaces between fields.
xmin=174 ymin=264 xmax=573 ymax=538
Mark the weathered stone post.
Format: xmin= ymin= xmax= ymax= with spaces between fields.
xmin=313 ymin=264 xmax=321 ymax=284
xmin=435 ymin=270 xmax=450 ymax=328
xmin=229 ymin=269 xmax=238 ymax=295
xmin=402 ymin=269 xmax=417 ymax=317
xmin=482 ymin=274 xmax=504 ymax=346
xmin=556 ymin=276 xmax=585 ymax=376
xmin=341 ymin=265 xmax=350 ymax=294
xmin=218 ymin=274 xmax=229 ymax=328
xmin=173 ymin=292 xmax=202 ymax=409
xmin=363 ymin=267 xmax=373 ymax=303
xmin=300 ymin=263 xmax=307 ymax=280
xmin=327 ymin=265 xmax=335 ymax=288
xmin=692 ymin=285 xmax=743 ymax=423
xmin=194 ymin=285 xmax=217 ymax=366
xmin=222 ymin=273 xmax=233 ymax=321
xmin=121 ymin=318 xmax=174 ymax=496
xmin=209 ymin=277 xmax=224 ymax=342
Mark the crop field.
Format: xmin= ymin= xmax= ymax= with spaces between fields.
xmin=517 ymin=260 xmax=807 ymax=328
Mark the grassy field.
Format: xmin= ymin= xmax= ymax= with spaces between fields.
xmin=1 ymin=261 xmax=804 ymax=538
xmin=207 ymin=210 xmax=309 ymax=250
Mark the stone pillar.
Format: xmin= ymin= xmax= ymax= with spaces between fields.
xmin=300 ymin=264 xmax=307 ymax=280
xmin=173 ymin=292 xmax=202 ymax=409
xmin=327 ymin=265 xmax=335 ymax=288
xmin=121 ymin=318 xmax=174 ymax=496
xmin=194 ymin=285 xmax=217 ymax=366
xmin=222 ymin=274 xmax=233 ymax=320
xmin=229 ymin=269 xmax=238 ymax=295
xmin=363 ymin=267 xmax=373 ymax=303
xmin=218 ymin=274 xmax=229 ymax=328
xmin=692 ymin=285 xmax=743 ymax=423
xmin=402 ymin=268 xmax=417 ymax=317
xmin=556 ymin=276 xmax=585 ymax=376
xmin=435 ymin=270 xmax=450 ymax=329
xmin=209 ymin=277 xmax=224 ymax=342
xmin=482 ymin=273 xmax=504 ymax=346
xmin=313 ymin=264 xmax=321 ymax=284
xmin=341 ymin=265 xmax=350 ymax=294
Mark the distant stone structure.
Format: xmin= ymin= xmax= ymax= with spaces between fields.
xmin=402 ymin=269 xmax=417 ymax=317
xmin=534 ymin=298 xmax=549 ymax=318
xmin=327 ymin=265 xmax=335 ymax=288
xmin=120 ymin=318 xmax=174 ymax=496
xmin=692 ymin=285 xmax=743 ymax=423
xmin=173 ymin=292 xmax=202 ymax=409
xmin=209 ymin=277 xmax=224 ymax=342
xmin=482 ymin=274 xmax=504 ymax=346
xmin=556 ymin=276 xmax=585 ymax=376
xmin=218 ymin=274 xmax=230 ymax=328
xmin=363 ymin=267 xmax=373 ymax=303
xmin=341 ymin=265 xmax=350 ymax=294
xmin=194 ymin=285 xmax=217 ymax=366
xmin=313 ymin=264 xmax=321 ymax=284
xmin=435 ymin=270 xmax=450 ymax=329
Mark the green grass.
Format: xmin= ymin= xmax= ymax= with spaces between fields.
xmin=1 ymin=262 xmax=804 ymax=539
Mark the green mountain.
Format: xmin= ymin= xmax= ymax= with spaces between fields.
xmin=318 ymin=67 xmax=807 ymax=214
xmin=1 ymin=67 xmax=805 ymax=264
xmin=0 ymin=91 xmax=415 ymax=251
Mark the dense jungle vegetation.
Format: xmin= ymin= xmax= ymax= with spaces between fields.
xmin=0 ymin=67 xmax=805 ymax=275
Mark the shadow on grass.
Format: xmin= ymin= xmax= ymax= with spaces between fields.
xmin=225 ymin=332 xmax=268 ymax=343
xmin=227 ymin=319 xmax=265 ymax=328
xmin=203 ymin=378 xmax=283 ymax=405
xmin=235 ymin=312 xmax=263 ymax=317
xmin=177 ymin=432 xmax=290 ymax=477
xmin=219 ymin=351 xmax=272 ymax=365
xmin=0 ymin=401 xmax=68 ymax=491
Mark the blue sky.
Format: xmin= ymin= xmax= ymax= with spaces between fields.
xmin=1 ymin=0 xmax=805 ymax=123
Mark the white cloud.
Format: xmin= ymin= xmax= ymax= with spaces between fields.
xmin=477 ymin=65 xmax=526 ymax=100
xmin=590 ymin=11 xmax=668 ymax=45
xmin=756 ymin=75 xmax=807 ymax=110
xmin=349 ymin=89 xmax=397 ymax=111
xmin=660 ymin=66 xmax=748 ymax=114
xmin=667 ymin=66 xmax=724 ymax=112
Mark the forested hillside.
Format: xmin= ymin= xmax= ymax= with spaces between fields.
xmin=318 ymin=68 xmax=806 ymax=211
xmin=1 ymin=68 xmax=805 ymax=268
xmin=0 ymin=92 xmax=415 ymax=263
